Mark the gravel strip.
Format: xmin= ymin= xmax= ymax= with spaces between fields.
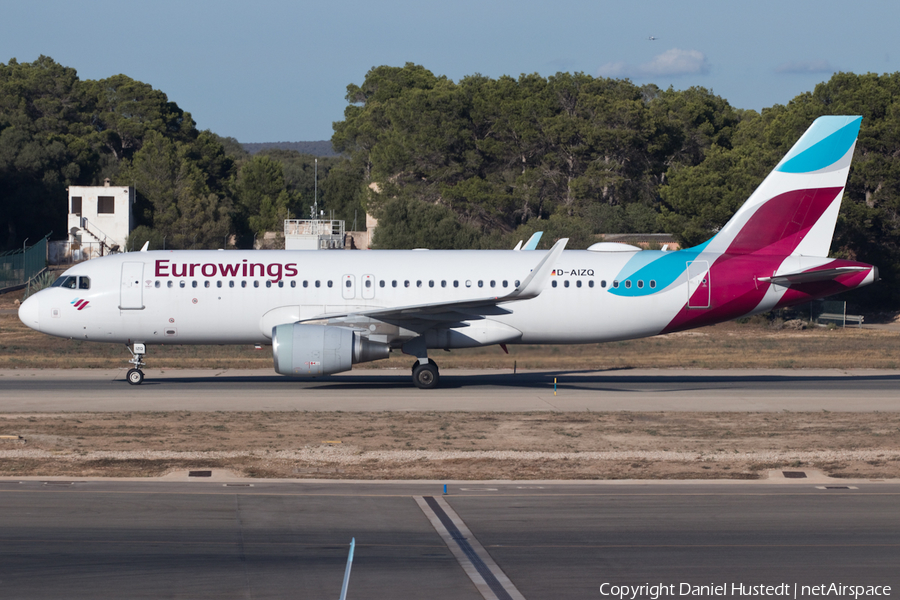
xmin=1 ymin=448 xmax=898 ymax=464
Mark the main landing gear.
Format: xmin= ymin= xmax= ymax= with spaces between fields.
xmin=126 ymin=343 xmax=146 ymax=385
xmin=412 ymin=359 xmax=440 ymax=389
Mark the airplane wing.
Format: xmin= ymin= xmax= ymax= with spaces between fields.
xmin=758 ymin=266 xmax=870 ymax=286
xmin=310 ymin=238 xmax=568 ymax=331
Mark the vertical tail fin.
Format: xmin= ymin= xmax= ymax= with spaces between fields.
xmin=704 ymin=115 xmax=862 ymax=257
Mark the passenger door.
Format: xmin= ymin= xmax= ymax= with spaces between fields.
xmin=120 ymin=262 xmax=145 ymax=310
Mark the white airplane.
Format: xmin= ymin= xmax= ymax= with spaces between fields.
xmin=19 ymin=116 xmax=877 ymax=389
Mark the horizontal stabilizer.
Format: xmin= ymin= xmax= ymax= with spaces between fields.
xmin=758 ymin=266 xmax=870 ymax=286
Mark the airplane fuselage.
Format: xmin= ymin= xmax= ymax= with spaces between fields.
xmin=22 ymin=247 xmax=875 ymax=348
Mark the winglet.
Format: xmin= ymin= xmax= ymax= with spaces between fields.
xmin=513 ymin=240 xmax=523 ymax=251
xmin=522 ymin=231 xmax=543 ymax=250
xmin=140 ymin=241 xmax=150 ymax=252
xmin=505 ymin=237 xmax=568 ymax=301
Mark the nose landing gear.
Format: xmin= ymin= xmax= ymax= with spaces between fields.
xmin=126 ymin=343 xmax=146 ymax=385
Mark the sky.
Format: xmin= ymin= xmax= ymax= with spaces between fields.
xmin=2 ymin=0 xmax=898 ymax=143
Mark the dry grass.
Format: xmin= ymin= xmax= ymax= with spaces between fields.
xmin=3 ymin=310 xmax=900 ymax=370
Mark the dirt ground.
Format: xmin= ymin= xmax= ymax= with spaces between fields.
xmin=1 ymin=411 xmax=898 ymax=481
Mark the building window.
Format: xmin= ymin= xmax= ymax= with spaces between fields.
xmin=71 ymin=197 xmax=82 ymax=215
xmin=97 ymin=196 xmax=115 ymax=214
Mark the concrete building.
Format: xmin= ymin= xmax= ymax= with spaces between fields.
xmin=65 ymin=180 xmax=135 ymax=259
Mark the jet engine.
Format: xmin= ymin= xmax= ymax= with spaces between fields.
xmin=271 ymin=324 xmax=390 ymax=377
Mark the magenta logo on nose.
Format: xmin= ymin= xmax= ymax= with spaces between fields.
xmin=71 ymin=298 xmax=90 ymax=310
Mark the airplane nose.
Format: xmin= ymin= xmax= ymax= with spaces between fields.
xmin=18 ymin=294 xmax=40 ymax=332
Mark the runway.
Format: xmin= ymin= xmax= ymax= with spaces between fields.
xmin=0 ymin=478 xmax=896 ymax=599
xmin=2 ymin=368 xmax=900 ymax=411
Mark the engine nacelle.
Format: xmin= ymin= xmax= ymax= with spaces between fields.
xmin=272 ymin=324 xmax=390 ymax=377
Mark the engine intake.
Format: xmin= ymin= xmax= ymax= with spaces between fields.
xmin=272 ymin=324 xmax=390 ymax=377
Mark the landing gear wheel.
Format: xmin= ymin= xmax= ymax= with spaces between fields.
xmin=412 ymin=361 xmax=439 ymax=389
xmin=126 ymin=368 xmax=144 ymax=385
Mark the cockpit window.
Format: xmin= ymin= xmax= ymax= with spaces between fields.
xmin=78 ymin=277 xmax=90 ymax=290
xmin=52 ymin=276 xmax=77 ymax=289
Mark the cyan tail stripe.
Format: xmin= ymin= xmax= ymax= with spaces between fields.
xmin=777 ymin=117 xmax=861 ymax=174
xmin=608 ymin=239 xmax=713 ymax=297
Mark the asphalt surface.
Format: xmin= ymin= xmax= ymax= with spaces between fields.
xmin=0 ymin=479 xmax=896 ymax=599
xmin=2 ymin=368 xmax=900 ymax=411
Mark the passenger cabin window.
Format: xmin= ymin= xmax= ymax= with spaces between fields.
xmin=303 ymin=281 xmax=308 ymax=288
xmin=241 ymin=281 xmax=247 ymax=288
xmin=624 ymin=280 xmax=632 ymax=289
xmin=229 ymin=281 xmax=234 ymax=288
xmin=192 ymin=281 xmax=198 ymax=288
xmin=650 ymin=280 xmax=657 ymax=289
xmin=254 ymin=281 xmax=260 ymax=288
xmin=576 ymin=280 xmax=582 ymax=288
xmin=290 ymin=281 xmax=296 ymax=288
xmin=552 ymin=280 xmax=558 ymax=288
xmin=589 ymin=280 xmax=594 ymax=288
xmin=205 ymin=281 xmax=211 ymax=288
xmin=155 ymin=281 xmax=160 ymax=288
xmin=327 ymin=281 xmax=333 ymax=288
xmin=180 ymin=281 xmax=186 ymax=288
xmin=564 ymin=280 xmax=570 ymax=288
xmin=168 ymin=281 xmax=174 ymax=288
